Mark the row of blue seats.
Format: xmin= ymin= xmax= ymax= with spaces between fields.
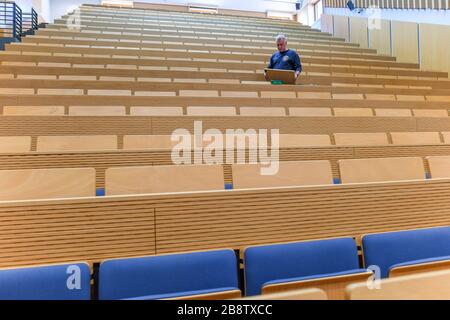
xmin=1 ymin=225 xmax=450 ymax=299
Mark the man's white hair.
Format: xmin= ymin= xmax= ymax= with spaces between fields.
xmin=276 ymin=34 xmax=287 ymax=42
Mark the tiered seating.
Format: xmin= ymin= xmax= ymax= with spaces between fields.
xmin=2 ymin=3 xmax=450 ymax=300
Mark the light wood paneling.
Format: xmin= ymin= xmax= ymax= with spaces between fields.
xmin=3 ymin=106 xmax=65 ymax=116
xmin=105 ymin=164 xmax=225 ymax=195
xmin=392 ymin=20 xmax=419 ymax=64
xmin=123 ymin=135 xmax=181 ymax=150
xmin=232 ymin=161 xmax=334 ymax=189
xmin=390 ymin=132 xmax=442 ymax=145
xmin=130 ymin=107 xmax=183 ymax=116
xmin=339 ymin=157 xmax=425 ymax=183
xmin=369 ymin=19 xmax=391 ymax=56
xmin=242 ymin=288 xmax=328 ymax=300
xmin=419 ymin=23 xmax=450 ymax=73
xmin=0 ymin=136 xmax=32 ymax=153
xmin=279 ymin=134 xmax=332 ymax=147
xmin=37 ymin=135 xmax=118 ymax=152
xmin=350 ymin=17 xmax=369 ymax=49
xmin=321 ymin=14 xmax=334 ymax=35
xmin=375 ymin=109 xmax=412 ymax=117
xmin=334 ymin=133 xmax=389 ymax=146
xmin=427 ymin=155 xmax=450 ymax=178
xmin=333 ymin=15 xmax=350 ymax=42
xmin=0 ymin=168 xmax=96 ymax=201
xmin=347 ymin=270 xmax=450 ymax=300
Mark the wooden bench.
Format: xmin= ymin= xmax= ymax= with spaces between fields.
xmin=0 ymin=136 xmax=32 ymax=153
xmin=37 ymin=135 xmax=118 ymax=152
xmin=2 ymin=176 xmax=450 ymax=268
xmin=346 ymin=270 xmax=450 ymax=300
xmin=105 ymin=164 xmax=225 ymax=195
xmin=232 ymin=161 xmax=334 ymax=189
xmin=239 ymin=288 xmax=328 ymax=300
xmin=390 ymin=132 xmax=442 ymax=145
xmin=339 ymin=157 xmax=426 ymax=184
xmin=279 ymin=134 xmax=332 ymax=147
xmin=0 ymin=167 xmax=95 ymax=201
xmin=334 ymin=133 xmax=389 ymax=146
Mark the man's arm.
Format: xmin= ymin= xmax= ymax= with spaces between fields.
xmin=265 ymin=55 xmax=274 ymax=80
xmin=293 ymin=52 xmax=302 ymax=79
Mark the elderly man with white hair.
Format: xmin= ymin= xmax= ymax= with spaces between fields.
xmin=264 ymin=34 xmax=302 ymax=81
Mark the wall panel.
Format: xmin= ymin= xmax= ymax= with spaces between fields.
xmin=392 ymin=20 xmax=419 ymax=64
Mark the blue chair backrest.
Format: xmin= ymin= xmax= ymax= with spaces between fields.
xmin=362 ymin=226 xmax=450 ymax=278
xmin=99 ymin=249 xmax=239 ymax=300
xmin=244 ymin=237 xmax=360 ymax=296
xmin=0 ymin=263 xmax=91 ymax=300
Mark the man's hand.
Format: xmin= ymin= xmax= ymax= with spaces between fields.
xmin=264 ymin=71 xmax=269 ymax=81
xmin=294 ymin=71 xmax=300 ymax=80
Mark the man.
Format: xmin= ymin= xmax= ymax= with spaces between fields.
xmin=265 ymin=34 xmax=302 ymax=81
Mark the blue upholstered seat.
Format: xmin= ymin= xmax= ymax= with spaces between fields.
xmin=244 ymin=237 xmax=363 ymax=296
xmin=0 ymin=263 xmax=91 ymax=300
xmin=99 ymin=249 xmax=239 ymax=300
xmin=362 ymin=226 xmax=450 ymax=278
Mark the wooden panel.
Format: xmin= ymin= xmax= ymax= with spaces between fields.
xmin=179 ymin=90 xmax=218 ymax=97
xmin=279 ymin=134 xmax=332 ymax=147
xmin=332 ymin=94 xmax=364 ymax=100
xmin=339 ymin=157 xmax=425 ymax=183
xmin=334 ymin=133 xmax=389 ymax=146
xmin=38 ymin=89 xmax=83 ymax=95
xmin=441 ymin=132 xmax=450 ymax=144
xmin=391 ymin=21 xmax=419 ymax=64
xmin=426 ymin=96 xmax=450 ymax=102
xmin=321 ymin=14 xmax=334 ymax=35
xmin=369 ymin=19 xmax=391 ymax=56
xmin=69 ymin=106 xmax=126 ymax=116
xmin=333 ymin=15 xmax=350 ymax=42
xmin=289 ymin=108 xmax=333 ymax=117
xmin=349 ymin=17 xmax=368 ymax=49
xmin=334 ymin=108 xmax=373 ymax=117
xmin=240 ymin=107 xmax=286 ymax=117
xmin=106 ymin=164 xmax=225 ymax=195
xmin=261 ymin=91 xmax=297 ymax=99
xmin=427 ymin=156 xmax=450 ymax=178
xmin=221 ymin=91 xmax=258 ymax=98
xmin=187 ymin=106 xmax=236 ymax=116
xmin=390 ymin=132 xmax=441 ymax=145
xmin=296 ymin=92 xmax=331 ymax=99
xmin=3 ymin=106 xmax=65 ymax=116
xmin=123 ymin=135 xmax=182 ymax=150
xmin=37 ymin=135 xmax=118 ymax=152
xmin=0 ymin=168 xmax=95 ymax=201
xmin=263 ymin=272 xmax=372 ymax=300
xmin=396 ymin=95 xmax=425 ymax=101
xmin=0 ymin=136 xmax=31 ymax=153
xmin=419 ymin=24 xmax=450 ymax=73
xmin=412 ymin=109 xmax=448 ymax=118
xmin=347 ymin=270 xmax=450 ymax=300
xmin=365 ymin=94 xmax=396 ymax=101
xmin=168 ymin=290 xmax=242 ymax=300
xmin=375 ymin=109 xmax=412 ymax=117
xmin=242 ymin=288 xmax=327 ymax=300
xmin=232 ymin=161 xmax=333 ymax=189
xmin=130 ymin=107 xmax=183 ymax=116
